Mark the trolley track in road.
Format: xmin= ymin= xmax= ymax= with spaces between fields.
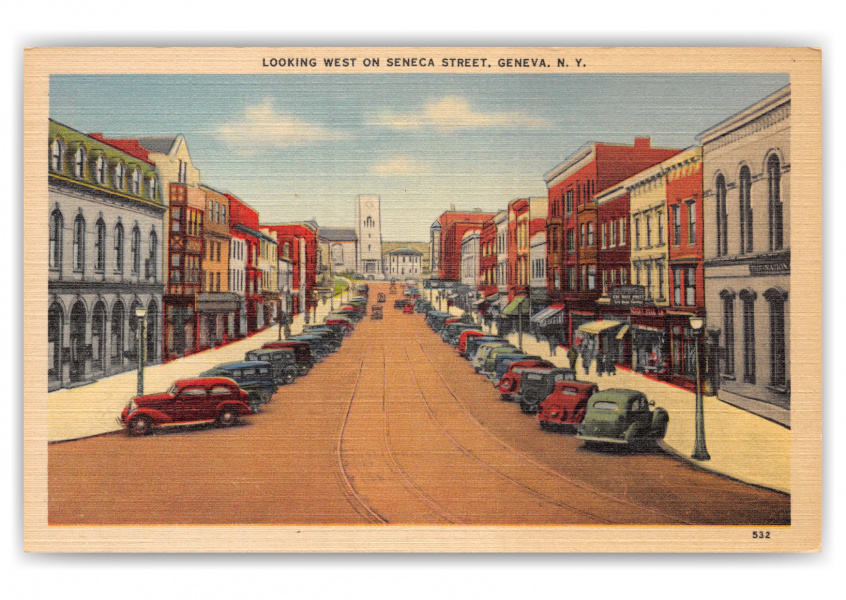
xmin=335 ymin=340 xmax=389 ymax=524
xmin=411 ymin=333 xmax=694 ymax=525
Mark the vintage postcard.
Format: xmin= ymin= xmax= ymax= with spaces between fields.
xmin=23 ymin=47 xmax=821 ymax=552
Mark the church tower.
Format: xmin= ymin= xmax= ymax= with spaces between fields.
xmin=355 ymin=194 xmax=383 ymax=279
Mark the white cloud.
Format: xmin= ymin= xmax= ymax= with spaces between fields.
xmin=368 ymin=156 xmax=429 ymax=175
xmin=372 ymin=96 xmax=548 ymax=132
xmin=218 ymin=100 xmax=344 ymax=152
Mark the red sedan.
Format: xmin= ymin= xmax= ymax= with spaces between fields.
xmin=497 ymin=360 xmax=555 ymax=401
xmin=537 ymin=381 xmax=599 ymax=430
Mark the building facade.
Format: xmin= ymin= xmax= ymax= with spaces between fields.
xmin=198 ymin=185 xmax=238 ymax=347
xmin=228 ymin=195 xmax=264 ymax=334
xmin=264 ymin=223 xmax=318 ymax=319
xmin=319 ymin=227 xmax=358 ymax=275
xmin=384 ymin=248 xmax=423 ymax=280
xmin=437 ymin=209 xmax=495 ymax=282
xmin=48 ymin=120 xmax=165 ymax=390
xmin=460 ymin=229 xmax=481 ymax=308
xmin=700 ymin=85 xmax=790 ymax=425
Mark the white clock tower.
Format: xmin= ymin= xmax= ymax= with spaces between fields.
xmin=355 ymin=194 xmax=383 ymax=279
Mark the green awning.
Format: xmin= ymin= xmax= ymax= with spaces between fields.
xmin=502 ymin=295 xmax=527 ymax=317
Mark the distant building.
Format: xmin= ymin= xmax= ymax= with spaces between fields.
xmin=263 ymin=223 xmax=318 ymax=319
xmin=48 ymin=120 xmax=165 ymax=390
xmin=356 ymin=194 xmax=383 ymax=279
xmin=435 ymin=209 xmax=495 ymax=282
xmin=384 ymin=248 xmax=423 ymax=280
xmin=381 ymin=241 xmax=430 ymax=278
xmin=318 ymin=227 xmax=358 ymax=275
xmin=460 ymin=229 xmax=481 ymax=309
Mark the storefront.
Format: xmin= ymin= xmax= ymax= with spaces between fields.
xmin=629 ymin=307 xmax=669 ymax=376
xmin=530 ymin=303 xmax=566 ymax=348
xmin=197 ymin=293 xmax=241 ymax=348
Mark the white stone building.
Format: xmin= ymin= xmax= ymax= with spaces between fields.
xmin=355 ymin=194 xmax=383 ymax=279
xmin=699 ymin=84 xmax=790 ymax=426
xmin=384 ymin=248 xmax=422 ymax=280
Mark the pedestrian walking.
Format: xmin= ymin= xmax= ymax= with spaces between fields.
xmin=606 ymin=351 xmax=616 ymax=376
xmin=548 ymin=335 xmax=557 ymax=356
xmin=567 ymin=345 xmax=579 ymax=370
xmin=596 ymin=348 xmax=605 ymax=377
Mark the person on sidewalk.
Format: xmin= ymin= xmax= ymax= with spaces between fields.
xmin=567 ymin=345 xmax=579 ymax=371
xmin=596 ymin=348 xmax=605 ymax=377
xmin=582 ymin=340 xmax=593 ymax=376
xmin=547 ymin=334 xmax=558 ymax=356
xmin=606 ymin=351 xmax=616 ymax=376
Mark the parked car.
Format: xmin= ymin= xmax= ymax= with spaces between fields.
xmin=576 ymin=389 xmax=669 ymax=448
xmin=324 ymin=316 xmax=354 ymax=335
xmin=537 ymin=381 xmax=600 ymax=430
xmin=120 ymin=377 xmax=253 ymax=435
xmin=465 ymin=336 xmax=507 ymax=361
xmin=426 ymin=311 xmax=453 ymax=331
xmin=457 ymin=330 xmax=486 ymax=356
xmin=389 ymin=283 xmax=397 ymax=294
xmin=497 ymin=359 xmax=556 ymax=401
xmin=513 ymin=367 xmax=578 ymax=414
xmin=372 ymin=305 xmax=383 ymax=320
xmin=245 ymin=348 xmax=299 ymax=385
xmin=263 ymin=340 xmax=313 ymax=375
xmin=334 ymin=308 xmax=363 ymax=323
xmin=394 ymin=299 xmax=410 ymax=309
xmin=472 ymin=341 xmax=517 ymax=372
xmin=287 ymin=334 xmax=331 ymax=362
xmin=303 ymin=325 xmax=343 ymax=349
xmin=489 ymin=353 xmax=542 ymax=385
xmin=480 ymin=349 xmax=527 ymax=380
xmin=377 ymin=293 xmax=386 ymax=303
xmin=402 ymin=303 xmax=414 ymax=314
xmin=199 ymin=361 xmax=278 ymax=412
xmin=441 ymin=322 xmax=480 ymax=346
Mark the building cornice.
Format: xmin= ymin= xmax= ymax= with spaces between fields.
xmin=544 ymin=144 xmax=595 ymax=188
xmin=698 ymin=85 xmax=790 ymax=148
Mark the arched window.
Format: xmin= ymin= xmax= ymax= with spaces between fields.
xmin=95 ymin=154 xmax=107 ymax=185
xmin=131 ymin=225 xmax=141 ymax=274
xmin=73 ymin=214 xmax=85 ymax=272
xmin=147 ymin=175 xmax=158 ymax=201
xmin=148 ymin=230 xmax=158 ymax=280
xmin=114 ymin=162 xmax=126 ymax=190
xmin=94 ymin=218 xmax=106 ymax=272
xmin=114 ymin=222 xmax=124 ymax=273
xmin=739 ymin=166 xmax=753 ymax=254
xmin=49 ymin=209 xmax=63 ymax=269
xmin=50 ymin=138 xmax=64 ymax=172
xmin=74 ymin=146 xmax=86 ymax=178
xmin=91 ymin=301 xmax=107 ymax=373
xmin=111 ymin=301 xmax=125 ymax=367
xmin=131 ymin=168 xmax=141 ymax=195
xmin=716 ymin=174 xmax=728 ymax=257
xmin=767 ymin=154 xmax=784 ymax=251
xmin=48 ymin=302 xmax=64 ymax=383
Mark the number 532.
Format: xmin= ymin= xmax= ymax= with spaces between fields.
xmin=752 ymin=531 xmax=771 ymax=539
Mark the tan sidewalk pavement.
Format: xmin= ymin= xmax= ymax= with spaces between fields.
xmin=447 ymin=307 xmax=790 ymax=494
xmin=48 ymin=295 xmax=349 ymax=443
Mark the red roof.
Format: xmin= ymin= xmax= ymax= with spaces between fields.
xmin=86 ymin=134 xmax=155 ymax=165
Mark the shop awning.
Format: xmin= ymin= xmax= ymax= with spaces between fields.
xmin=475 ymin=293 xmax=498 ymax=306
xmin=530 ymin=304 xmax=566 ymax=326
xmin=196 ymin=293 xmax=241 ymax=313
xmin=615 ymin=324 xmax=630 ymax=339
xmin=577 ymin=320 xmax=624 ymax=335
xmin=502 ymin=295 xmax=527 ymax=317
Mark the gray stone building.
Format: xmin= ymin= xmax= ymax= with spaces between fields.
xmin=48 ymin=120 xmax=166 ymax=391
xmin=699 ymin=85 xmax=790 ymax=426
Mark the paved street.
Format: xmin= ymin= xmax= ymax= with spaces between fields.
xmin=48 ymin=283 xmax=789 ymax=526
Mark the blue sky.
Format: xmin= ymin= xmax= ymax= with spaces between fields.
xmin=50 ymin=73 xmax=788 ymax=241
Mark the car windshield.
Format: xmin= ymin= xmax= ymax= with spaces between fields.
xmin=166 ymin=383 xmax=178 ymax=394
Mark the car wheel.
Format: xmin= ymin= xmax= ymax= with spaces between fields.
xmin=217 ymin=406 xmax=238 ymax=427
xmin=519 ymin=400 xmax=534 ymax=414
xmin=283 ymin=370 xmax=296 ymax=385
xmin=539 ymin=421 xmax=550 ymax=431
xmin=127 ymin=415 xmax=153 ymax=436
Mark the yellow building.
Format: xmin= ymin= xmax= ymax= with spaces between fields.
xmin=259 ymin=228 xmax=279 ymax=325
xmin=628 ymin=163 xmax=669 ymax=305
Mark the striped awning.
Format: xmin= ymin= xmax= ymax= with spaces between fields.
xmin=530 ymin=304 xmax=566 ymax=326
xmin=502 ymin=295 xmax=527 ymax=316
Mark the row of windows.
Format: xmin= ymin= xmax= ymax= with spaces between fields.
xmin=207 ymin=199 xmax=227 ymax=225
xmin=633 ymin=260 xmax=665 ymax=301
xmin=670 ymin=201 xmax=698 ymax=247
xmin=171 ymin=207 xmax=203 ymax=237
xmin=550 ymin=181 xmax=594 ymax=217
xmin=203 ymin=271 xmax=222 ymax=293
xmin=50 ymin=138 xmax=158 ymax=201
xmin=633 ymin=209 xmax=665 ymax=251
xmin=715 ymin=155 xmax=785 ymax=258
xmin=49 ymin=209 xmax=158 ymax=280
xmin=206 ymin=240 xmax=222 ymax=263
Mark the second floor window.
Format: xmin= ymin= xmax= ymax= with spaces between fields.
xmin=94 ymin=219 xmax=106 ymax=272
xmin=73 ymin=214 xmax=85 ymax=272
xmin=587 ymin=223 xmax=594 ymax=246
xmin=131 ymin=226 xmax=141 ymax=274
xmin=768 ymin=154 xmax=784 ymax=251
xmin=716 ymin=174 xmax=728 ymax=257
xmin=688 ymin=200 xmax=697 ymax=245
xmin=739 ymin=166 xmax=753 ymax=254
xmin=49 ymin=210 xmax=63 ymax=269
xmin=114 ymin=222 xmax=124 ymax=273
xmin=672 ymin=205 xmax=681 ymax=246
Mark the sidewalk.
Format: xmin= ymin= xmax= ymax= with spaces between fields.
xmin=447 ymin=307 xmax=790 ymax=494
xmin=48 ymin=296 xmax=346 ymax=443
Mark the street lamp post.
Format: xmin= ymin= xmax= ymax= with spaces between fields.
xmin=135 ymin=307 xmax=147 ymax=397
xmin=689 ymin=316 xmax=710 ymax=461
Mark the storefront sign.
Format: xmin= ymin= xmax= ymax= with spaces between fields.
xmin=631 ymin=307 xmax=666 ymax=317
xmin=749 ymin=261 xmax=789 ymax=276
xmin=610 ymin=285 xmax=647 ymax=306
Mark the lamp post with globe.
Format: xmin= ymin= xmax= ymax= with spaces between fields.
xmin=689 ymin=315 xmax=710 ymax=461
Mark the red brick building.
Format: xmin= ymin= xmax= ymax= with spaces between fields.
xmin=263 ymin=222 xmax=318 ymax=319
xmin=478 ymin=215 xmax=498 ymax=300
xmin=544 ymin=138 xmax=681 ymax=345
xmin=436 ymin=210 xmax=494 ymax=281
